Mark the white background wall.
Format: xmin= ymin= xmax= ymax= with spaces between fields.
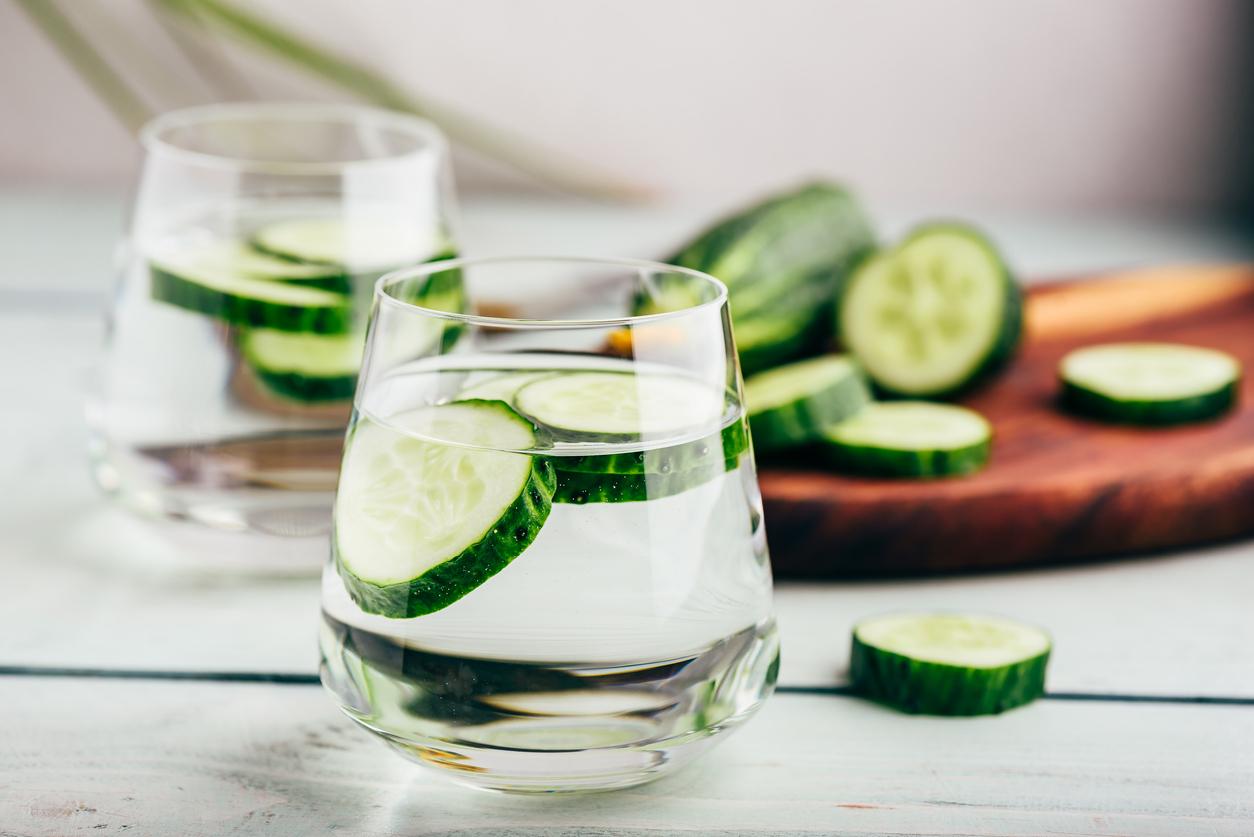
xmin=2 ymin=0 xmax=1250 ymax=213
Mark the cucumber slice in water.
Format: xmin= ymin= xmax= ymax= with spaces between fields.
xmin=252 ymin=218 xmax=443 ymax=271
xmin=334 ymin=400 xmax=555 ymax=618
xmin=1060 ymin=342 xmax=1240 ymax=425
xmin=840 ymin=224 xmax=1021 ymax=397
xmin=239 ymin=329 xmax=364 ymax=402
xmin=851 ymin=613 xmax=1051 ymax=715
xmin=150 ymin=257 xmax=353 ymax=334
xmin=514 ymin=371 xmax=726 ymax=440
xmin=745 ymin=354 xmax=871 ymax=451
xmin=820 ymin=401 xmax=991 ymax=478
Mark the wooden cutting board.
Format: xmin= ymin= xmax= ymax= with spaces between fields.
xmin=761 ymin=264 xmax=1254 ymax=577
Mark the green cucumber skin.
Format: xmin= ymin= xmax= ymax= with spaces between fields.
xmin=1061 ymin=379 xmax=1238 ymax=425
xmin=850 ymin=634 xmax=1049 ymax=715
xmin=250 ymin=368 xmax=357 ymax=402
xmin=335 ymin=456 xmax=556 ymax=619
xmin=551 ymin=457 xmax=738 ymax=504
xmin=150 ymin=264 xmax=353 ymax=334
xmin=821 ymin=436 xmax=990 ymax=479
xmin=748 ymin=371 xmax=871 ymax=453
xmin=555 ymin=422 xmax=748 ymax=475
xmin=842 ymin=223 xmax=1023 ymax=399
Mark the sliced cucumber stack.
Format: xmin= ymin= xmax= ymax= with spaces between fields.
xmin=840 ymin=224 xmax=1021 ymax=397
xmin=851 ymin=613 xmax=1051 ymax=715
xmin=334 ymin=400 xmax=555 ymax=618
xmin=744 ymin=354 xmax=871 ymax=451
xmin=642 ymin=182 xmax=874 ymax=374
xmin=820 ymin=401 xmax=991 ymax=478
xmin=239 ymin=329 xmax=364 ymax=402
xmin=1060 ymin=342 xmax=1241 ymax=425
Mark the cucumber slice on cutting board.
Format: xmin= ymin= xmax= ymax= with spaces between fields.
xmin=1060 ymin=342 xmax=1240 ymax=425
xmin=745 ymin=354 xmax=871 ymax=451
xmin=334 ymin=400 xmax=556 ymax=618
xmin=820 ymin=401 xmax=991 ymax=478
xmin=840 ymin=224 xmax=1021 ymax=397
xmin=513 ymin=371 xmax=726 ymax=440
xmin=252 ymin=217 xmax=444 ymax=272
xmin=850 ymin=613 xmax=1051 ymax=715
xmin=150 ymin=255 xmax=353 ymax=334
xmin=239 ymin=329 xmax=364 ymax=402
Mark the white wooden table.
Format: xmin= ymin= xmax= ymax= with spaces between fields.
xmin=2 ymin=190 xmax=1253 ymax=835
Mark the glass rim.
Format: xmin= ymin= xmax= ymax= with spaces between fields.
xmin=139 ymin=102 xmax=447 ymax=175
xmin=376 ymin=255 xmax=730 ymax=329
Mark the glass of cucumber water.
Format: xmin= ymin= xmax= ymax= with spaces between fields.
xmin=319 ymin=256 xmax=779 ymax=792
xmin=88 ymin=104 xmax=456 ymax=566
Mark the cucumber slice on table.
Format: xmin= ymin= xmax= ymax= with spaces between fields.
xmin=239 ymin=329 xmax=364 ymax=402
xmin=334 ymin=400 xmax=556 ymax=618
xmin=745 ymin=354 xmax=871 ymax=451
xmin=840 ymin=224 xmax=1021 ymax=397
xmin=252 ymin=218 xmax=444 ymax=271
xmin=820 ymin=401 xmax=991 ymax=478
xmin=1060 ymin=342 xmax=1241 ymax=425
xmin=851 ymin=613 xmax=1051 ymax=715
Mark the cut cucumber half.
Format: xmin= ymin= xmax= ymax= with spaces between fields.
xmin=514 ymin=371 xmax=726 ymax=440
xmin=745 ymin=354 xmax=871 ymax=451
xmin=150 ymin=258 xmax=353 ymax=334
xmin=820 ymin=401 xmax=991 ymax=478
xmin=252 ymin=218 xmax=444 ymax=272
xmin=735 ymin=314 xmax=825 ymax=376
xmin=1060 ymin=342 xmax=1241 ymax=425
xmin=840 ymin=224 xmax=1021 ymax=397
xmin=851 ymin=613 xmax=1051 ymax=715
xmin=239 ymin=329 xmax=364 ymax=402
xmin=334 ymin=400 xmax=555 ymax=618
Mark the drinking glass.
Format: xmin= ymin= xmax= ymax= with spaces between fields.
xmin=319 ymin=256 xmax=779 ymax=793
xmin=88 ymin=103 xmax=456 ymax=567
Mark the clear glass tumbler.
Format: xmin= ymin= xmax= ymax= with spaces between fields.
xmin=88 ymin=103 xmax=457 ymax=565
xmin=319 ymin=256 xmax=779 ymax=792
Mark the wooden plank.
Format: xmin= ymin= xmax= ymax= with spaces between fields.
xmin=3 ymin=313 xmax=1254 ymax=696
xmin=0 ymin=678 xmax=1250 ymax=835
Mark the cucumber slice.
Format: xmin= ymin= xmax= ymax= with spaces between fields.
xmin=840 ymin=224 xmax=1021 ymax=397
xmin=820 ymin=401 xmax=991 ymax=478
xmin=513 ymin=372 xmax=726 ymax=440
xmin=252 ymin=218 xmax=442 ymax=271
xmin=745 ymin=355 xmax=871 ymax=451
xmin=150 ymin=258 xmax=353 ymax=334
xmin=735 ymin=314 xmax=826 ymax=376
xmin=851 ymin=613 xmax=1051 ymax=715
xmin=459 ymin=371 xmax=557 ymax=402
xmin=552 ymin=457 xmax=737 ymax=504
xmin=334 ymin=401 xmax=555 ymax=618
xmin=1060 ymin=342 xmax=1241 ymax=425
xmin=239 ymin=329 xmax=364 ymax=402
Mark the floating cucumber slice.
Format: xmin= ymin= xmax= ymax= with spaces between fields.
xmin=555 ymin=422 xmax=748 ymax=476
xmin=459 ymin=371 xmax=557 ymax=402
xmin=840 ymin=224 xmax=1021 ymax=397
xmin=180 ymin=239 xmax=352 ymax=291
xmin=239 ymin=329 xmax=364 ymax=402
xmin=514 ymin=371 xmax=726 ymax=441
xmin=551 ymin=457 xmax=737 ymax=504
xmin=820 ymin=401 xmax=991 ymax=478
xmin=745 ymin=355 xmax=871 ymax=451
xmin=334 ymin=400 xmax=555 ymax=618
xmin=1059 ymin=342 xmax=1241 ymax=425
xmin=851 ymin=613 xmax=1051 ymax=715
xmin=252 ymin=217 xmax=444 ymax=272
xmin=150 ymin=257 xmax=353 ymax=334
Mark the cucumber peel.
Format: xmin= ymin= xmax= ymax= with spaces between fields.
xmin=334 ymin=401 xmax=555 ymax=618
xmin=851 ymin=612 xmax=1051 ymax=715
xmin=1060 ymin=342 xmax=1240 ymax=425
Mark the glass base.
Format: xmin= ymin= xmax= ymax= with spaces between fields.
xmin=370 ymin=710 xmax=758 ymax=794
